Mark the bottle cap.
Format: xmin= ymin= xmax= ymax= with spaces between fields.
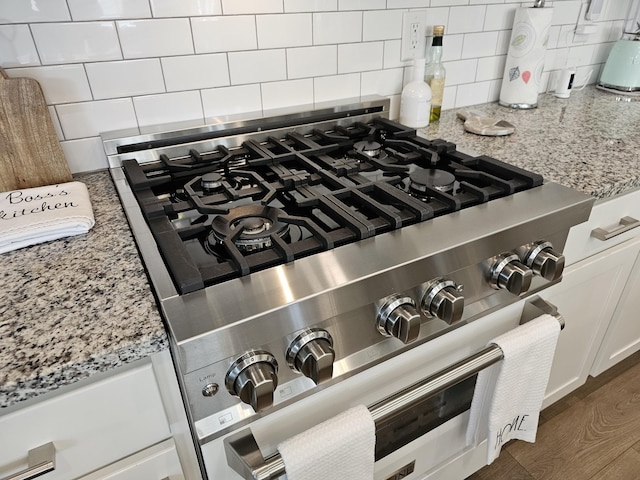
xmin=433 ymin=25 xmax=445 ymax=36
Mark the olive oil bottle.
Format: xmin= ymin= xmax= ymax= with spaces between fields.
xmin=425 ymin=25 xmax=446 ymax=123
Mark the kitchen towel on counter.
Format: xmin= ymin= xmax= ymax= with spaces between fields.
xmin=466 ymin=314 xmax=560 ymax=464
xmin=278 ymin=404 xmax=375 ymax=480
xmin=499 ymin=6 xmax=553 ymax=108
xmin=0 ymin=181 xmax=95 ymax=254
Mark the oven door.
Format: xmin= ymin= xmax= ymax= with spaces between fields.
xmin=202 ymin=298 xmax=559 ymax=480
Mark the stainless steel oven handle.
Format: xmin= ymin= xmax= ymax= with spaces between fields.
xmin=224 ymin=297 xmax=564 ymax=480
xmin=1 ymin=443 xmax=55 ymax=480
xmin=591 ymin=216 xmax=640 ymax=241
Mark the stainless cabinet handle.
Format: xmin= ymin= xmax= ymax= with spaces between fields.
xmin=224 ymin=298 xmax=564 ymax=480
xmin=591 ymin=216 xmax=640 ymax=241
xmin=1 ymin=443 xmax=55 ymax=480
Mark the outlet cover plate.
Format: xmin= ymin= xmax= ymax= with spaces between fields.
xmin=401 ymin=11 xmax=427 ymax=61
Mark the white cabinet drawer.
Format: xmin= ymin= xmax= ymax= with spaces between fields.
xmin=78 ymin=439 xmax=184 ymax=480
xmin=564 ymin=187 xmax=640 ymax=266
xmin=0 ymin=363 xmax=171 ymax=480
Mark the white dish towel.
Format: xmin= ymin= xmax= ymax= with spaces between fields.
xmin=466 ymin=314 xmax=561 ymax=464
xmin=0 ymin=181 xmax=95 ymax=254
xmin=278 ymin=404 xmax=376 ymax=480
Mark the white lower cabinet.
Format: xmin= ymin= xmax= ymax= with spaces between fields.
xmin=591 ymin=242 xmax=640 ymax=375
xmin=540 ymin=237 xmax=640 ymax=408
xmin=0 ymin=352 xmax=200 ymax=480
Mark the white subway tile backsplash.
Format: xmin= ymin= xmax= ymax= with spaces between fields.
xmin=484 ymin=4 xmax=517 ymax=31
xmin=496 ymin=29 xmax=511 ymax=55
xmin=133 ymin=91 xmax=204 ymax=126
xmin=441 ymin=34 xmax=464 ymax=61
xmin=162 ymin=54 xmax=230 ymax=91
xmin=48 ymin=106 xmax=63 ymax=139
xmin=461 ymin=31 xmax=498 ymax=59
xmin=117 ymin=19 xmax=194 ymax=59
xmin=261 ymin=78 xmax=313 ymax=110
xmin=313 ymin=12 xmax=362 ymax=44
xmin=603 ymin=0 xmax=633 ymax=21
xmin=0 ymin=0 xmax=70 ymax=23
xmin=362 ymin=10 xmax=403 ymax=41
xmin=284 ymin=0 xmax=337 ymax=12
xmin=56 ymin=98 xmax=138 ymax=139
xmin=7 ymin=65 xmax=92 ymax=104
xmin=313 ymin=73 xmax=360 ymax=103
xmin=431 ymin=0 xmax=468 ymax=6
xmin=287 ymin=45 xmax=337 ymax=79
xmin=150 ymin=0 xmax=222 ymax=17
xmin=0 ymin=25 xmax=40 ymax=67
xmin=383 ymin=40 xmax=403 ymax=69
xmin=339 ymin=0 xmax=385 ymax=10
xmin=386 ymin=0 xmax=430 ymax=8
xmin=442 ymin=85 xmax=456 ymax=110
xmin=448 ymin=6 xmax=487 ymax=34
xmin=221 ymin=0 xmax=283 ymax=15
xmin=67 ymin=0 xmax=151 ymax=21
xmin=257 ymin=14 xmax=312 ymax=49
xmin=551 ymin=1 xmax=582 ymax=25
xmin=338 ymin=42 xmax=383 ymax=74
xmin=568 ymin=44 xmax=596 ymax=66
xmin=445 ymin=58 xmax=478 ymax=85
xmin=86 ymin=59 xmax=165 ymax=100
xmin=202 ymin=84 xmax=262 ymax=117
xmin=31 ymin=22 xmax=121 ymax=65
xmin=424 ymin=7 xmax=450 ymax=30
xmin=454 ymin=80 xmax=491 ymax=108
xmin=192 ymin=16 xmax=258 ymax=53
xmin=361 ymin=68 xmax=404 ymax=96
xmin=476 ymin=54 xmax=506 ymax=81
xmin=228 ymin=49 xmax=287 ymax=84
xmin=60 ymin=137 xmax=108 ymax=172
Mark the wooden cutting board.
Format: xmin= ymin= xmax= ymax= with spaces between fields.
xmin=0 ymin=68 xmax=72 ymax=192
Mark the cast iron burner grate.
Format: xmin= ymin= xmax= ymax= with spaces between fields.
xmin=122 ymin=117 xmax=542 ymax=294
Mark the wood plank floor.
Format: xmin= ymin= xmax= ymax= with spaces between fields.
xmin=467 ymin=350 xmax=640 ymax=480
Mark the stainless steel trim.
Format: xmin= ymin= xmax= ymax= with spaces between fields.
xmin=591 ymin=216 xmax=640 ymax=241
xmin=224 ymin=298 xmax=564 ymax=480
xmin=498 ymin=100 xmax=538 ymax=109
xmin=1 ymin=443 xmax=55 ymax=480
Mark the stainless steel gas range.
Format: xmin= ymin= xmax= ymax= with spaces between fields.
xmin=103 ymin=98 xmax=594 ymax=480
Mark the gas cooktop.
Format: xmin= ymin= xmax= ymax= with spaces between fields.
xmin=117 ymin=114 xmax=542 ymax=295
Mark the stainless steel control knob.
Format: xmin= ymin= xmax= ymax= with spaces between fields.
xmin=489 ymin=253 xmax=533 ymax=295
xmin=420 ymin=277 xmax=464 ymax=325
xmin=376 ymin=294 xmax=421 ymax=344
xmin=520 ymin=241 xmax=565 ymax=281
xmin=286 ymin=329 xmax=335 ymax=385
xmin=225 ymin=351 xmax=278 ymax=412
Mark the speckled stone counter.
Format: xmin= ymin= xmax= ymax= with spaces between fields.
xmin=1 ymin=86 xmax=638 ymax=411
xmin=420 ymin=86 xmax=640 ymax=199
xmin=0 ymin=171 xmax=167 ymax=409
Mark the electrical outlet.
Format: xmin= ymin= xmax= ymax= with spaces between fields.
xmin=401 ymin=11 xmax=426 ymax=61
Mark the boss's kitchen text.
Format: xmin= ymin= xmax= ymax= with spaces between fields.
xmin=1 ymin=189 xmax=77 ymax=220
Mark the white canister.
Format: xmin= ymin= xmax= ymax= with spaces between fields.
xmin=553 ymin=68 xmax=575 ymax=98
xmin=400 ymin=59 xmax=432 ymax=128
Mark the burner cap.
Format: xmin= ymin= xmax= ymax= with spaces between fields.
xmin=201 ymin=172 xmax=224 ymax=191
xmin=409 ymin=168 xmax=455 ymax=195
xmin=208 ymin=205 xmax=290 ymax=252
xmin=354 ymin=140 xmax=382 ymax=157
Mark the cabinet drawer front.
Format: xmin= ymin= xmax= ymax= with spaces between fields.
xmin=78 ymin=439 xmax=184 ymax=480
xmin=0 ymin=363 xmax=171 ymax=480
xmin=564 ymin=187 xmax=640 ymax=266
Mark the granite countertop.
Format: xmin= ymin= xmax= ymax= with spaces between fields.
xmin=1 ymin=86 xmax=638 ymax=411
xmin=0 ymin=171 xmax=167 ymax=409
xmin=421 ymin=86 xmax=640 ymax=199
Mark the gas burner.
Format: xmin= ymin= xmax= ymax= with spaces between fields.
xmin=354 ymin=140 xmax=382 ymax=157
xmin=207 ymin=205 xmax=290 ymax=253
xmin=201 ymin=172 xmax=224 ymax=192
xmin=409 ymin=168 xmax=456 ymax=197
